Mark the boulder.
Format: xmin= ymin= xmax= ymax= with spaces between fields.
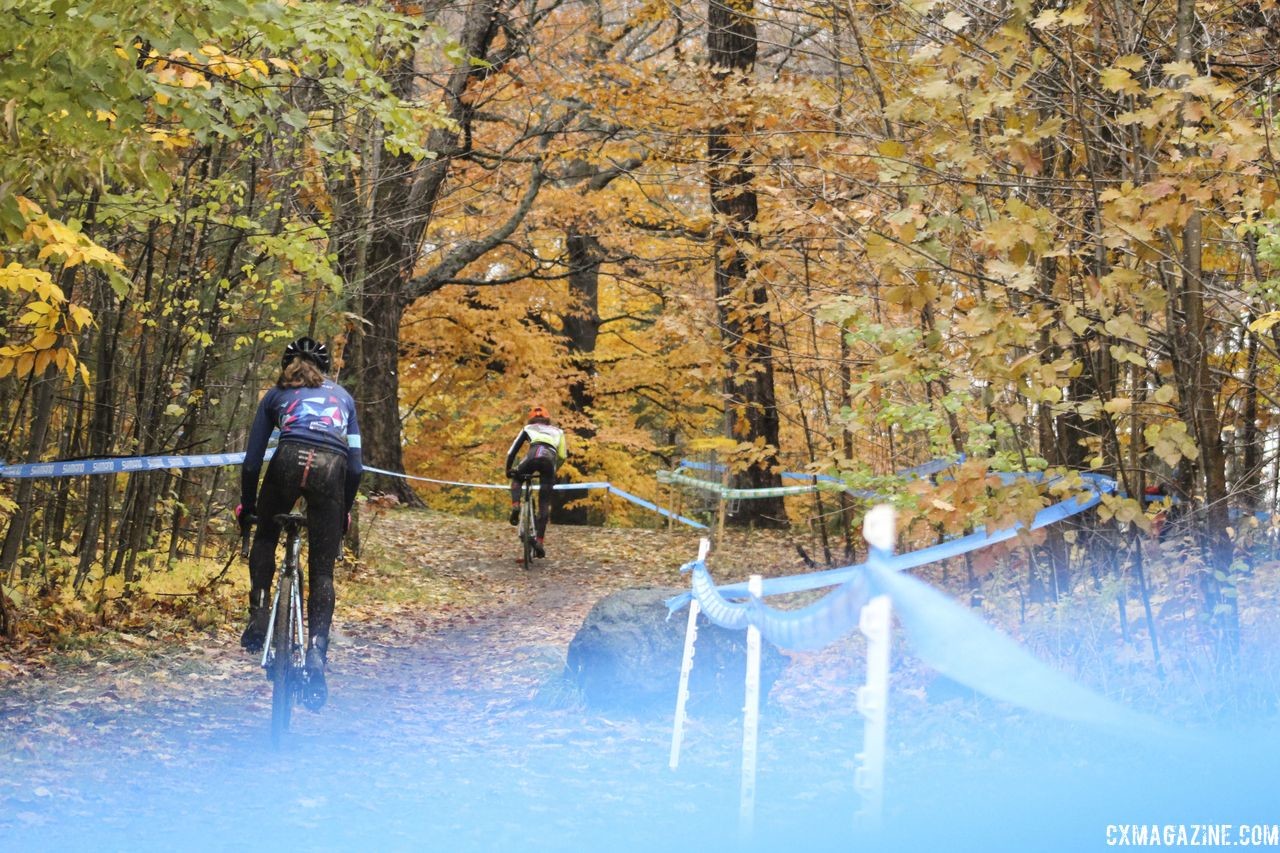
xmin=565 ymin=586 xmax=787 ymax=716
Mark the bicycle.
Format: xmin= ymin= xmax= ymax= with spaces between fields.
xmin=260 ymin=512 xmax=308 ymax=747
xmin=515 ymin=474 xmax=541 ymax=567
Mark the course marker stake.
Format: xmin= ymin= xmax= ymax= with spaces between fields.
xmin=739 ymin=573 xmax=764 ymax=839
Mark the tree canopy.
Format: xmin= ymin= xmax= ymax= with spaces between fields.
xmin=4 ymin=0 xmax=1280 ymax=661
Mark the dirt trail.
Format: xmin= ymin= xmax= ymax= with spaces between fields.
xmin=0 ymin=510 xmax=835 ymax=851
xmin=4 ymin=509 xmax=1265 ymax=852
xmin=0 ymin=510 xmax=723 ymax=744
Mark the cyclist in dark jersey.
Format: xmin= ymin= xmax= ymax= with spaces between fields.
xmin=505 ymin=406 xmax=567 ymax=558
xmin=236 ymin=336 xmax=362 ymax=710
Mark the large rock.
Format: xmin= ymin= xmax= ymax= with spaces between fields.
xmin=565 ymin=586 xmax=787 ymax=716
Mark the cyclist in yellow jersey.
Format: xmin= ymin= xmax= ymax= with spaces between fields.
xmin=504 ymin=406 xmax=568 ymax=557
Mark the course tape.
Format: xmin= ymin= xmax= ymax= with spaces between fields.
xmin=674 ymin=456 xmax=963 ymax=481
xmin=659 ymin=469 xmax=844 ymax=500
xmin=1 ymin=452 xmax=250 ymax=479
xmin=362 ymin=465 xmax=707 ymax=529
xmin=674 ymin=524 xmax=1179 ymax=738
xmin=666 ymin=473 xmax=1115 ymax=610
xmin=674 ymin=549 xmax=1175 ymax=736
xmin=858 ymin=548 xmax=1181 ymax=738
xmin=0 ymin=452 xmax=706 ymax=530
xmin=363 ymin=465 xmax=612 ymax=493
xmin=605 ymin=485 xmax=707 ymax=529
xmin=662 ymin=455 xmax=964 ymax=501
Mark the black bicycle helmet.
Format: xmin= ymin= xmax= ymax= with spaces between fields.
xmin=282 ymin=336 xmax=330 ymax=373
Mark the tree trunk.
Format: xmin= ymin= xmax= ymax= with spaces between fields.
xmin=563 ymin=230 xmax=601 ymax=440
xmin=0 ymin=582 xmax=10 ymax=638
xmin=343 ymin=0 xmax=503 ymax=505
xmin=358 ymin=250 xmax=422 ymax=504
xmin=1239 ymin=327 xmax=1262 ymax=514
xmin=707 ymin=0 xmax=786 ymax=528
xmin=74 ymin=285 xmax=125 ymax=591
xmin=1 ymin=366 xmax=61 ymax=581
xmin=1171 ymin=0 xmax=1237 ymax=662
xmin=556 ymin=229 xmax=604 ymax=525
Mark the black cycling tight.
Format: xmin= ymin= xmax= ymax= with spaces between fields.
xmin=249 ymin=441 xmax=346 ymax=643
xmin=511 ymin=452 xmax=557 ymax=539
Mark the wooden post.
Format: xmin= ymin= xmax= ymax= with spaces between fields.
xmin=674 ymin=481 xmax=683 ymax=532
xmin=670 ymin=473 xmax=680 ymax=527
xmin=716 ymin=463 xmax=730 ymax=552
xmin=739 ymin=573 xmax=763 ymax=840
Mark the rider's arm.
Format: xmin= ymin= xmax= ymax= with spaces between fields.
xmin=504 ymin=427 xmax=528 ymax=474
xmin=343 ymin=397 xmax=363 ymax=517
xmin=556 ymin=431 xmax=567 ymax=467
xmin=240 ymin=389 xmax=277 ymax=512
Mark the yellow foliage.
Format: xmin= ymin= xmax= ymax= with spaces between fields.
xmin=0 ymin=199 xmax=108 ymax=383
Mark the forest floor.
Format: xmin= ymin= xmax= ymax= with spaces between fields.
xmin=1 ymin=507 xmax=1278 ymax=852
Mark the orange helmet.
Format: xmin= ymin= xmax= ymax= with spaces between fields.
xmin=527 ymin=406 xmax=549 ymax=421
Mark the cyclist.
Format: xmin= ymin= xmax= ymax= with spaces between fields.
xmin=504 ymin=406 xmax=568 ymax=558
xmin=236 ymin=336 xmax=362 ymax=711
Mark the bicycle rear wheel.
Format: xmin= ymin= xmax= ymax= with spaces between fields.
xmin=519 ymin=483 xmax=534 ymax=567
xmin=270 ymin=574 xmax=294 ymax=747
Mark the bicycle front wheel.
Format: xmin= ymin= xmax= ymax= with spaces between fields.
xmin=270 ymin=574 xmax=294 ymax=747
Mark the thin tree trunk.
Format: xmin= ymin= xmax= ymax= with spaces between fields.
xmin=839 ymin=328 xmax=855 ymax=559
xmin=1172 ymin=0 xmax=1237 ymax=662
xmin=74 ymin=281 xmax=125 ymax=591
xmin=1240 ymin=326 xmax=1262 ymax=514
xmin=2 ymin=367 xmax=62 ymax=581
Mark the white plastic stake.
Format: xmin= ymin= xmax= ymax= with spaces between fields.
xmin=669 ymin=597 xmax=701 ymax=770
xmin=670 ymin=538 xmax=711 ymax=771
xmin=856 ymin=502 xmax=895 ymax=831
xmin=739 ymin=573 xmax=763 ymax=840
xmin=855 ymin=594 xmax=891 ymax=829
xmin=863 ymin=503 xmax=896 ymax=553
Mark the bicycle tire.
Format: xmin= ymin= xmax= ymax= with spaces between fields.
xmin=270 ymin=573 xmax=294 ymax=747
xmin=520 ymin=483 xmax=534 ymax=567
xmin=514 ymin=479 xmax=535 ymax=563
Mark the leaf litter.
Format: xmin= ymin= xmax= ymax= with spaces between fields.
xmin=0 ymin=507 xmax=1276 ymax=851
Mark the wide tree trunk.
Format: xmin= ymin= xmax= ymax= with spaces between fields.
xmin=563 ymin=230 xmax=602 ymax=439
xmin=707 ymin=0 xmax=786 ymax=528
xmin=358 ymin=243 xmax=422 ymax=504
xmin=555 ymin=229 xmax=604 ymax=525
xmin=337 ymin=0 xmax=564 ymax=510
xmin=340 ymin=0 xmax=505 ymax=506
